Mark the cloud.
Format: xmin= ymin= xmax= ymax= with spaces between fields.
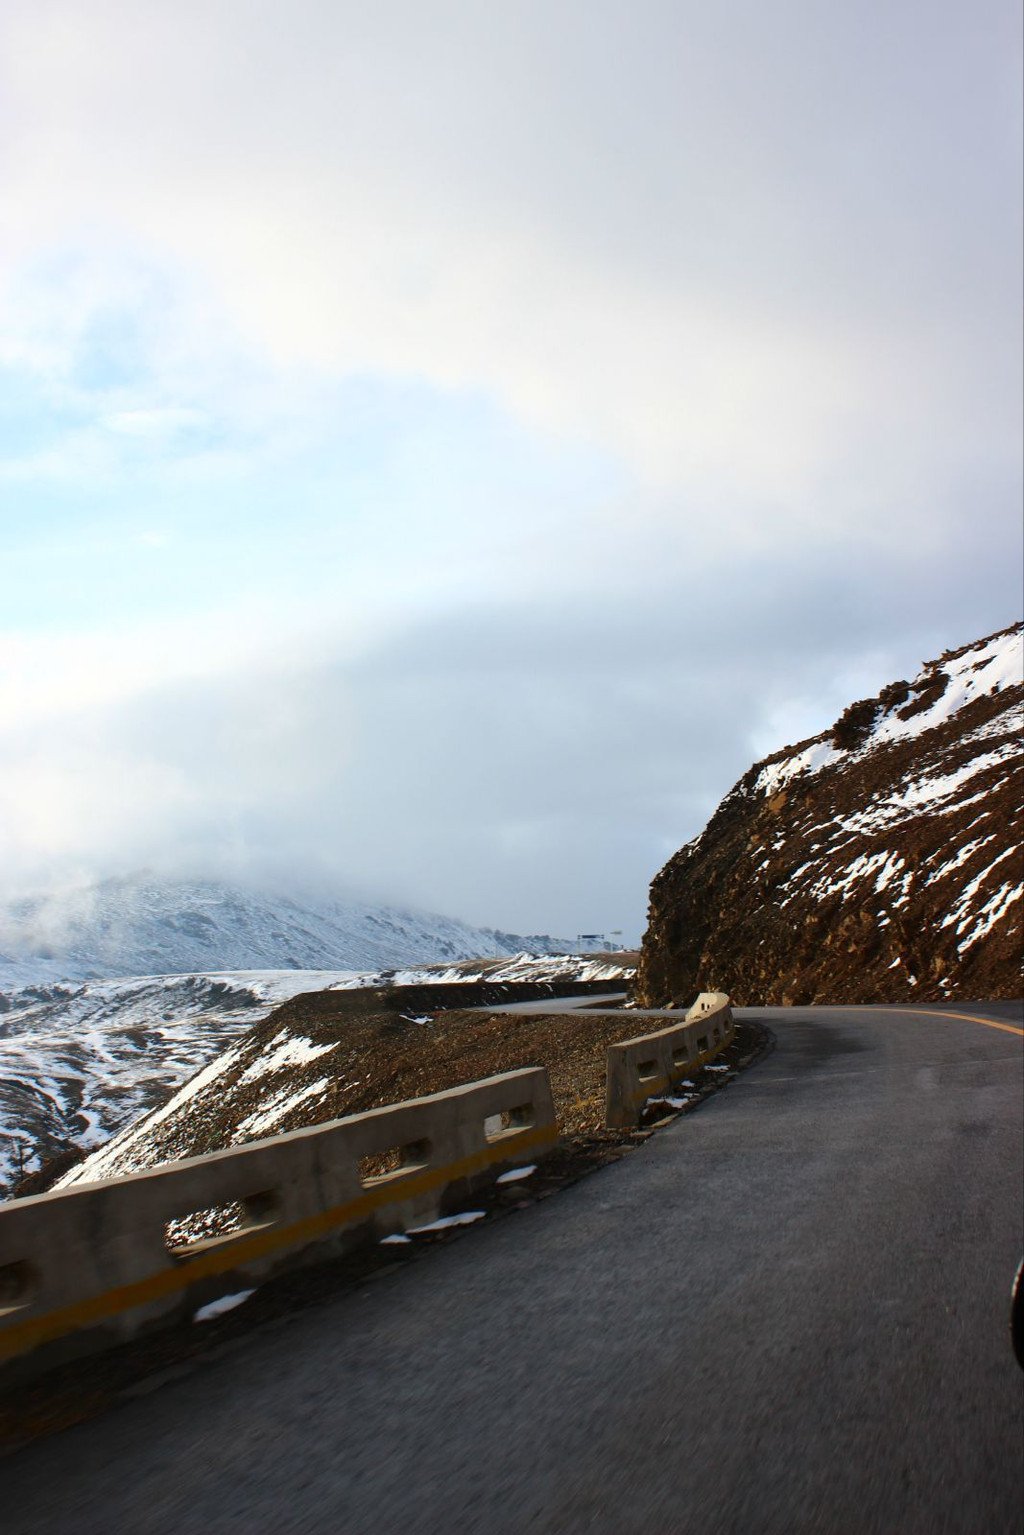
xmin=3 ymin=2 xmax=1020 ymax=526
xmin=102 ymin=408 xmax=207 ymax=438
xmin=1 ymin=523 xmax=1016 ymax=934
xmin=0 ymin=2 xmax=1020 ymax=935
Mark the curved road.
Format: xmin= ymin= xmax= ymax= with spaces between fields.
xmin=3 ymin=1002 xmax=1022 ymax=1533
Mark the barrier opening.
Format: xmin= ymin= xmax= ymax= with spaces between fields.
xmin=671 ymin=1045 xmax=690 ymax=1069
xmin=359 ymin=1139 xmax=432 ymax=1187
xmin=696 ymin=1035 xmax=709 ymax=1054
xmin=636 ymin=1058 xmax=660 ymax=1082
xmin=484 ymin=1104 xmax=535 ymax=1142
xmin=165 ymin=1189 xmax=279 ymax=1257
xmin=0 ymin=1260 xmax=36 ymax=1316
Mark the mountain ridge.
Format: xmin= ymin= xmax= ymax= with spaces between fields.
xmin=0 ymin=874 xmax=593 ymax=993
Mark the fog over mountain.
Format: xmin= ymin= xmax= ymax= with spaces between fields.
xmin=0 ymin=874 xmax=601 ymax=993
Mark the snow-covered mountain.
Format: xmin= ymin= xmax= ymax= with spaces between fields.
xmin=0 ymin=874 xmax=592 ymax=992
xmin=637 ymin=622 xmax=1023 ymax=1006
xmin=0 ymin=953 xmax=635 ymax=1195
xmin=0 ymin=970 xmax=299 ymax=1194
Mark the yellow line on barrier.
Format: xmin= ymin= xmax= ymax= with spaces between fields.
xmin=626 ymin=1032 xmax=734 ymax=1107
xmin=0 ymin=1123 xmax=558 ymax=1363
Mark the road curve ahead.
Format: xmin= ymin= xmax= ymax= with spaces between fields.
xmin=3 ymin=1003 xmax=1022 ymax=1534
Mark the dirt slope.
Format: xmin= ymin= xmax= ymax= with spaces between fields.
xmin=50 ymin=974 xmax=637 ymax=1190
xmin=636 ymin=623 xmax=1023 ymax=1006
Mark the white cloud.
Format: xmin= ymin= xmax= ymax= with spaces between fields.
xmin=0 ymin=1 xmax=1019 ymax=929
xmin=2 ymin=2 xmax=1019 ymax=537
xmin=102 ymin=408 xmax=207 ymax=437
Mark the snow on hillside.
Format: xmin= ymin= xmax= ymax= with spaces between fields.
xmin=0 ymin=876 xmax=530 ymax=992
xmin=752 ymin=626 xmax=1024 ymax=967
xmin=637 ymin=620 xmax=1023 ymax=1007
xmin=755 ymin=625 xmax=1022 ymax=798
xmin=54 ymin=954 xmax=634 ymax=1197
xmin=0 ymin=953 xmax=634 ymax=1194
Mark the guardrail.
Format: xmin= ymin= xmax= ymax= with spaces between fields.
xmin=0 ymin=1068 xmax=555 ymax=1380
xmin=605 ymin=993 xmax=734 ymax=1127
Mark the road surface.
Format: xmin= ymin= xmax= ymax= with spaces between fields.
xmin=3 ymin=1002 xmax=1022 ymax=1534
xmin=470 ymin=990 xmax=628 ymax=1012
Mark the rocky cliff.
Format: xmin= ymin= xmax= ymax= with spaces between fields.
xmin=636 ymin=623 xmax=1023 ymax=1007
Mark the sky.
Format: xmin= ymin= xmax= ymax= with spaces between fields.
xmin=0 ymin=0 xmax=1021 ymax=942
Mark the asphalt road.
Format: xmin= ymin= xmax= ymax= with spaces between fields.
xmin=3 ymin=1002 xmax=1022 ymax=1534
xmin=469 ymin=991 xmax=629 ymax=1012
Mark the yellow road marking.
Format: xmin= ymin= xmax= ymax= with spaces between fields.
xmin=835 ymin=1005 xmax=1023 ymax=1038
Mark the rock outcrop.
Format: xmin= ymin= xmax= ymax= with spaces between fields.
xmin=636 ymin=623 xmax=1023 ymax=1006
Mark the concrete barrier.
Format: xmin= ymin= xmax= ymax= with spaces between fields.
xmin=605 ymin=994 xmax=734 ymax=1128
xmin=0 ymin=1068 xmax=556 ymax=1380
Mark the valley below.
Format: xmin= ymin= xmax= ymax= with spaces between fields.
xmin=0 ymin=954 xmax=636 ymax=1195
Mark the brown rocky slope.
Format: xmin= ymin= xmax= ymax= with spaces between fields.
xmin=636 ymin=622 xmax=1023 ymax=1007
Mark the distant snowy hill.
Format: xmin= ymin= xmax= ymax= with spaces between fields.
xmin=0 ymin=875 xmax=590 ymax=992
